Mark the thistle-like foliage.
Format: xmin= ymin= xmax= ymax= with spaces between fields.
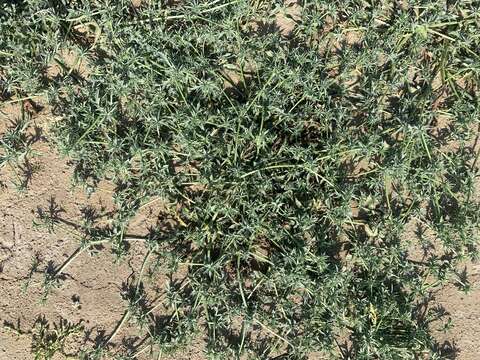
xmin=2 ymin=0 xmax=480 ymax=358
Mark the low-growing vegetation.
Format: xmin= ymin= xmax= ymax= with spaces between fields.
xmin=1 ymin=0 xmax=479 ymax=359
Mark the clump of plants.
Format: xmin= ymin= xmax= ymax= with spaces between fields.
xmin=2 ymin=0 xmax=480 ymax=359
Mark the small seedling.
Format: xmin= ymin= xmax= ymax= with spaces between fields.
xmin=31 ymin=318 xmax=83 ymax=360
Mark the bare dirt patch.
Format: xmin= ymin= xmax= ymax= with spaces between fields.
xmin=430 ymin=264 xmax=480 ymax=360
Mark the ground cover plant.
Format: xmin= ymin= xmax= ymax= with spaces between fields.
xmin=1 ymin=0 xmax=480 ymax=359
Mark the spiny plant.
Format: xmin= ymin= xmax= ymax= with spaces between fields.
xmin=31 ymin=317 xmax=83 ymax=360
xmin=3 ymin=317 xmax=84 ymax=360
xmin=2 ymin=0 xmax=480 ymax=359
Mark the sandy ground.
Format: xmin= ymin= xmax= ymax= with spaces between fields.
xmin=432 ymin=273 xmax=480 ymax=359
xmin=0 ymin=104 xmax=479 ymax=358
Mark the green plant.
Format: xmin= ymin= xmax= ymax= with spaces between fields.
xmin=31 ymin=317 xmax=83 ymax=360
xmin=2 ymin=0 xmax=480 ymax=359
xmin=3 ymin=317 xmax=84 ymax=360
